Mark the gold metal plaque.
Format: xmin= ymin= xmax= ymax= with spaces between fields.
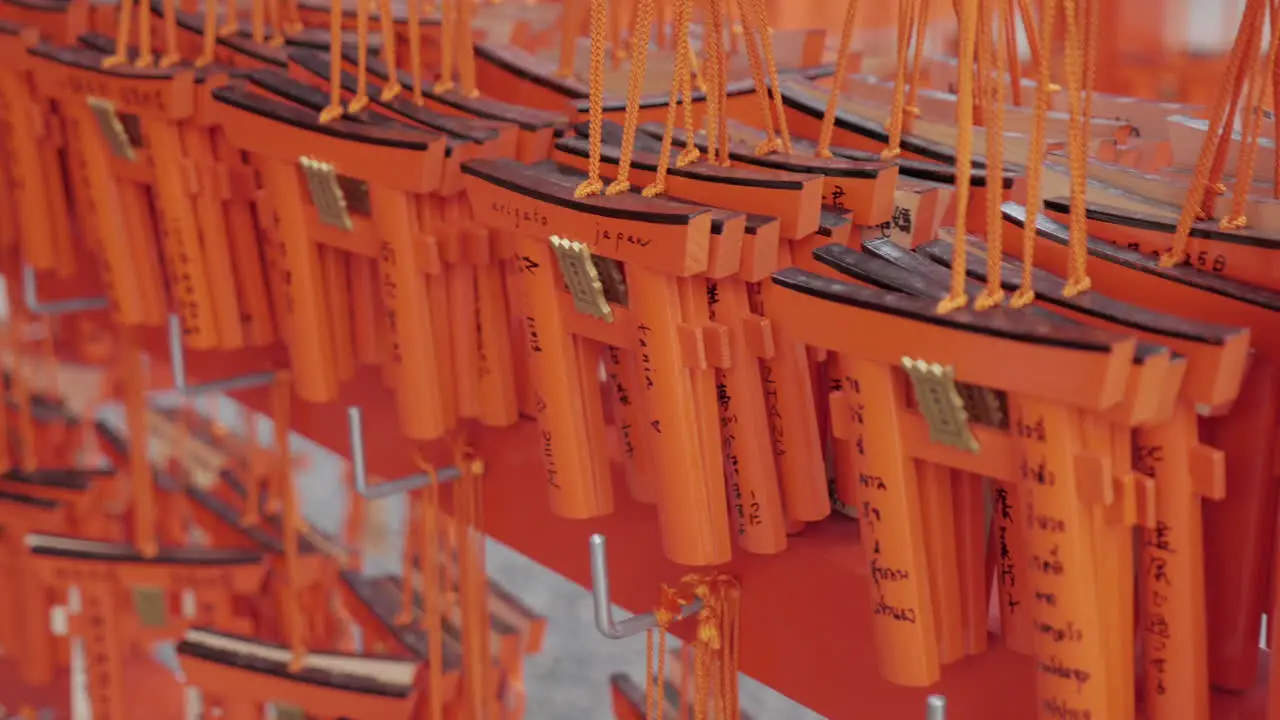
xmin=299 ymin=156 xmax=353 ymax=231
xmin=86 ymin=96 xmax=135 ymax=162
xmin=550 ymin=235 xmax=614 ymax=323
xmin=901 ymin=357 xmax=980 ymax=453
xmin=130 ymin=585 xmax=168 ymax=628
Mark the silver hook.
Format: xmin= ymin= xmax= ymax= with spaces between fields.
xmin=345 ymin=405 xmax=459 ymax=499
xmin=589 ymin=533 xmax=703 ymax=639
xmin=167 ymin=314 xmax=276 ymax=395
xmin=926 ymin=695 xmax=947 ymax=720
xmin=22 ymin=265 xmax=108 ymax=316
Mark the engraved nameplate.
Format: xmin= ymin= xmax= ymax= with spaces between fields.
xmin=86 ymin=96 xmax=135 ymax=162
xmin=901 ymin=357 xmax=980 ymax=452
xmin=550 ymin=235 xmax=614 ymax=323
xmin=299 ymin=156 xmax=353 ymax=231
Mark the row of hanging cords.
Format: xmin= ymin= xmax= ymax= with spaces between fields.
xmin=744 ymin=0 xmax=791 ymax=154
xmin=435 ymin=0 xmax=480 ymax=95
xmin=1161 ymin=0 xmax=1266 ymax=266
xmin=702 ymin=0 xmax=728 ymax=165
xmin=452 ymin=439 xmax=489 ymax=719
xmin=320 ymin=0 xmax=349 ymax=121
xmin=644 ymin=585 xmax=691 ymax=719
xmin=101 ymin=0 xmax=179 ymax=68
xmin=575 ymin=0 xmax=608 ymax=197
xmin=937 ymin=0 xmax=980 ymax=313
xmin=1202 ymin=6 xmax=1266 ymax=219
xmin=1007 ymin=0 xmax=1059 ymax=307
xmin=411 ymin=447 xmax=447 ymax=720
xmin=734 ymin=0 xmax=780 ymax=154
xmin=604 ymin=0 xmax=656 ymax=195
xmin=1058 ymin=0 xmax=1097 ymax=296
xmin=903 ymin=0 xmax=930 ymax=134
xmin=973 ymin=0 xmax=1008 ymax=309
xmin=684 ymin=573 xmax=741 ymax=720
xmin=1221 ymin=0 xmax=1280 ymax=229
xmin=642 ymin=0 xmax=698 ymax=198
xmin=814 ymin=0 xmax=861 ymax=159
xmin=1000 ymin=0 xmax=1022 ymax=105
xmin=882 ymin=0 xmax=921 ymax=161
xmin=407 ymin=0 xmax=426 ymax=104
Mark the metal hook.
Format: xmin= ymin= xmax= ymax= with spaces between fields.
xmin=589 ymin=533 xmax=703 ymax=639
xmin=345 ymin=406 xmax=459 ymax=499
xmin=167 ymin=314 xmax=275 ymax=395
xmin=926 ymin=695 xmax=947 ymax=720
xmin=21 ymin=265 xmax=109 ymax=316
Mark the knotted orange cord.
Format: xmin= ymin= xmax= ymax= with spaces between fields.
xmin=734 ymin=0 xmax=781 ymax=154
xmin=703 ymin=0 xmax=729 ymax=165
xmin=606 ymin=0 xmax=657 ymax=195
xmin=974 ymin=0 xmax=1008 ymax=310
xmin=196 ymin=0 xmax=219 ymax=65
xmin=271 ymin=371 xmax=306 ymax=670
xmin=452 ymin=440 xmax=489 ymax=719
xmin=251 ymin=0 xmax=267 ymax=44
xmin=575 ymin=0 xmax=608 ymax=197
xmin=1162 ymin=0 xmax=1266 ymax=266
xmin=1000 ymin=0 xmax=1021 ymax=106
xmin=1222 ymin=0 xmax=1280 ymax=229
xmin=1015 ymin=0 xmax=1056 ymax=91
xmin=903 ymin=0 xmax=930 ymax=134
xmin=349 ymin=0 xmax=373 ymax=112
xmin=682 ymin=573 xmax=741 ymax=720
xmin=643 ymin=586 xmax=689 ymax=720
xmin=159 ymin=0 xmax=180 ymax=65
xmin=726 ymin=0 xmax=740 ymax=55
xmin=642 ymin=0 xmax=698 ymax=198
xmin=407 ymin=0 xmax=425 ymax=105
xmin=1059 ymin=0 xmax=1093 ymax=296
xmin=411 ymin=448 xmax=446 ymax=720
xmin=104 ymin=0 xmax=135 ymax=67
xmin=320 ymin=0 xmax=347 ymax=121
xmin=377 ymin=0 xmax=403 ymax=100
xmin=745 ymin=0 xmax=790 ymax=153
xmin=883 ymin=0 xmax=920 ymax=160
xmin=136 ymin=0 xmax=155 ymax=65
xmin=608 ymin=0 xmax=624 ymax=66
xmin=267 ymin=0 xmax=286 ymax=46
xmin=437 ymin=0 xmax=458 ymax=91
xmin=938 ymin=0 xmax=980 ymax=314
xmin=1200 ymin=9 xmax=1265 ymax=219
xmin=814 ymin=0 xmax=861 ymax=159
xmin=455 ymin=0 xmax=480 ymax=97
xmin=1008 ymin=0 xmax=1058 ymax=308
